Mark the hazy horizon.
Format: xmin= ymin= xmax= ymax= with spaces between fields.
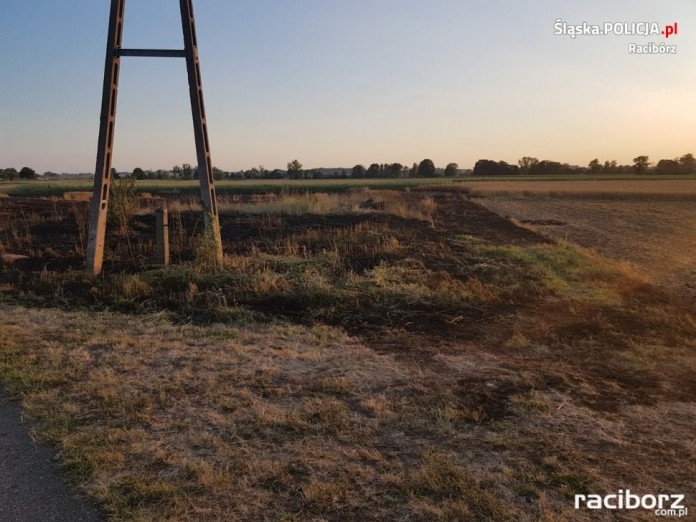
xmin=1 ymin=1 xmax=694 ymax=173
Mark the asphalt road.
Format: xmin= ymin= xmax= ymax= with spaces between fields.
xmin=0 ymin=387 xmax=103 ymax=522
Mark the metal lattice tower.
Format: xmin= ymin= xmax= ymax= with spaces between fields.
xmin=86 ymin=0 xmax=223 ymax=274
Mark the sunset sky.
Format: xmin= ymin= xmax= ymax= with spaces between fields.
xmin=0 ymin=0 xmax=694 ymax=173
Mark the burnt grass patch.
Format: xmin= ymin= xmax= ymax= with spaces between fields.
xmin=1 ymin=191 xmax=694 ymax=416
xmin=1 ymin=194 xmax=543 ymax=327
xmin=1 ymin=190 xmax=695 ymax=519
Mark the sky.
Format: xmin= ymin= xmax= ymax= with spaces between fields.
xmin=0 ymin=0 xmax=694 ymax=173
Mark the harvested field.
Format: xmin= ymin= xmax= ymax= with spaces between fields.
xmin=460 ymin=178 xmax=696 ymax=199
xmin=477 ymin=196 xmax=696 ymax=300
xmin=0 ymin=188 xmax=694 ymax=521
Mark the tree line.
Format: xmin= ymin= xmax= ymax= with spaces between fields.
xmin=0 ymin=167 xmax=37 ymax=181
xmin=284 ymin=159 xmax=460 ymax=180
xmin=128 ymin=159 xmax=460 ymax=180
xmin=3 ymin=154 xmax=694 ymax=182
xmin=474 ymin=154 xmax=695 ymax=177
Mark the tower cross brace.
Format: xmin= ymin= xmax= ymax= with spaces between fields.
xmin=86 ymin=0 xmax=223 ymax=274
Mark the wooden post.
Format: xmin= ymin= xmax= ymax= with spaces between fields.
xmin=156 ymin=208 xmax=170 ymax=267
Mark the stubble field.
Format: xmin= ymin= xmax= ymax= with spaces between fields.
xmin=476 ymin=195 xmax=696 ymax=299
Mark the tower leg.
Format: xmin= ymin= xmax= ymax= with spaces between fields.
xmin=180 ymin=0 xmax=223 ymax=266
xmin=86 ymin=0 xmax=126 ymax=275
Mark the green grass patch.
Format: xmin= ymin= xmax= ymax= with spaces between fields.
xmin=474 ymin=241 xmax=624 ymax=303
xmin=2 ymin=178 xmax=462 ymax=197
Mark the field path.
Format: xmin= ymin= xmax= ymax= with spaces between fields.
xmin=0 ymin=387 xmax=103 ymax=522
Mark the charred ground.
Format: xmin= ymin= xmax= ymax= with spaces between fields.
xmin=0 ymin=189 xmax=693 ymax=521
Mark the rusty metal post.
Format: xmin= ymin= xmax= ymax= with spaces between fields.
xmin=180 ymin=0 xmax=223 ymax=266
xmin=156 ymin=208 xmax=170 ymax=266
xmin=86 ymin=0 xmax=126 ymax=274
xmin=86 ymin=0 xmax=222 ymax=274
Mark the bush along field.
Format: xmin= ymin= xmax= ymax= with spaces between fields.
xmin=0 ymin=188 xmax=694 ymax=521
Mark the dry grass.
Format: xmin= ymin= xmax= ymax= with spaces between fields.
xmin=0 ymin=306 xmax=493 ymax=520
xmin=216 ymin=189 xmax=438 ymax=224
xmin=0 ymin=297 xmax=693 ymax=520
xmin=0 ymin=189 xmax=695 ymax=520
xmin=63 ymin=191 xmax=92 ymax=201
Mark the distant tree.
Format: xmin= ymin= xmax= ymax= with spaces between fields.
xmin=386 ymin=163 xmax=404 ymax=178
xmin=529 ymin=160 xmax=562 ymax=176
xmin=270 ymin=169 xmax=286 ymax=179
xmin=474 ymin=160 xmax=496 ymax=176
xmin=177 ymin=163 xmax=195 ymax=180
xmin=366 ymin=163 xmax=381 ymax=178
xmin=19 ymin=166 xmax=37 ymax=180
xmin=679 ymin=153 xmax=695 ymax=174
xmin=244 ymin=165 xmax=266 ymax=179
xmin=287 ymin=159 xmax=304 ymax=179
xmin=409 ymin=163 xmax=418 ymax=178
xmin=518 ymin=157 xmax=539 ymax=174
xmin=588 ymin=159 xmax=602 ymax=174
xmin=111 ymin=168 xmax=120 ymax=180
xmin=212 ymin=166 xmax=226 ymax=180
xmin=185 ymin=164 xmax=196 ymax=179
xmin=417 ymin=159 xmax=436 ymax=178
xmin=172 ymin=165 xmax=183 ymax=179
xmin=132 ymin=167 xmax=146 ymax=180
xmin=474 ymin=160 xmax=520 ymax=176
xmin=560 ymin=163 xmax=585 ymax=175
xmin=602 ymin=160 xmax=618 ymax=174
xmin=43 ymin=171 xmax=59 ymax=179
xmin=655 ymin=159 xmax=681 ymax=176
xmin=352 ymin=165 xmax=366 ymax=179
xmin=633 ymin=156 xmax=650 ymax=175
xmin=444 ymin=162 xmax=459 ymax=177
